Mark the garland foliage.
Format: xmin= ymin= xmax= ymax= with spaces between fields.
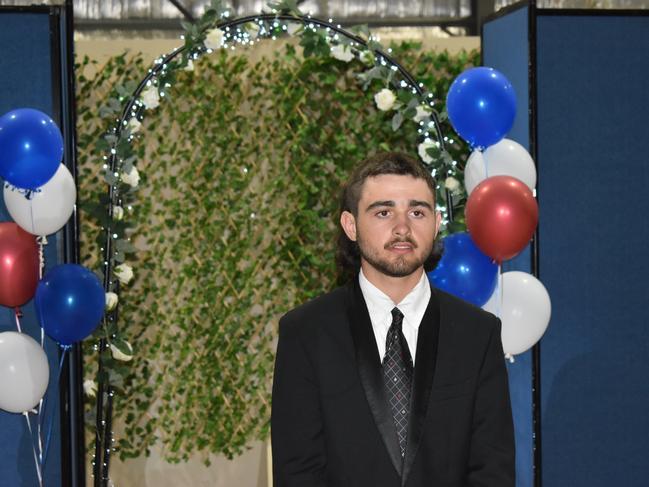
xmin=77 ymin=40 xmax=479 ymax=463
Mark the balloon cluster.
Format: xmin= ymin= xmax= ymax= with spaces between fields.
xmin=428 ymin=67 xmax=550 ymax=358
xmin=0 ymin=108 xmax=105 ymax=415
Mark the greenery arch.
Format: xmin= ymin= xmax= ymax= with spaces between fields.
xmin=80 ymin=1 xmax=477 ymax=482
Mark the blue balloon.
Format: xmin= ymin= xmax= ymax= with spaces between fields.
xmin=428 ymin=232 xmax=498 ymax=307
xmin=446 ymin=67 xmax=516 ymax=150
xmin=0 ymin=108 xmax=63 ymax=189
xmin=35 ymin=264 xmax=105 ymax=346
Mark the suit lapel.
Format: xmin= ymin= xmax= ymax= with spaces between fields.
xmin=347 ymin=280 xmax=403 ymax=475
xmin=401 ymin=285 xmax=441 ymax=486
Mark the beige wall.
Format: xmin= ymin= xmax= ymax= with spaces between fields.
xmin=76 ymin=30 xmax=478 ymax=487
xmin=105 ymin=440 xmax=271 ymax=487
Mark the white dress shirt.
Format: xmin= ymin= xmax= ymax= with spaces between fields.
xmin=358 ymin=268 xmax=431 ymax=365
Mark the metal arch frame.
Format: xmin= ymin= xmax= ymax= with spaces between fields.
xmin=92 ymin=11 xmax=452 ymax=487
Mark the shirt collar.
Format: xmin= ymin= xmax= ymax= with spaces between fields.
xmin=358 ymin=268 xmax=430 ymax=320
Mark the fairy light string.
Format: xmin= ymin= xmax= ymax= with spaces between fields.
xmin=91 ymin=3 xmax=458 ymax=483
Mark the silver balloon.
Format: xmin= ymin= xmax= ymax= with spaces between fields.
xmin=465 ymin=138 xmax=537 ymax=196
xmin=3 ymin=163 xmax=76 ymax=236
xmin=483 ymin=271 xmax=551 ymax=356
xmin=0 ymin=331 xmax=50 ymax=413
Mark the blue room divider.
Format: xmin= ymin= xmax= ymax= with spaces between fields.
xmin=0 ymin=5 xmax=83 ymax=487
xmin=484 ymin=3 xmax=649 ymax=487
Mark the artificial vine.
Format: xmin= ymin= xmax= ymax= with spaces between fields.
xmin=76 ymin=0 xmax=479 ymax=471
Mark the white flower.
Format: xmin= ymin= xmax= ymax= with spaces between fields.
xmin=184 ymin=59 xmax=194 ymax=72
xmin=330 ymin=44 xmax=354 ymax=62
xmin=247 ymin=23 xmax=260 ymax=40
xmin=114 ymin=263 xmax=134 ymax=285
xmin=418 ymin=138 xmax=437 ymax=164
xmin=121 ymin=166 xmax=140 ymax=188
xmin=204 ymin=28 xmax=224 ymax=50
xmin=445 ymin=176 xmax=461 ymax=193
xmin=113 ymin=205 xmax=124 ymax=221
xmin=127 ymin=117 xmax=141 ymax=134
xmin=141 ymin=85 xmax=160 ymax=110
xmin=374 ymin=88 xmax=396 ymax=111
xmin=105 ymin=292 xmax=119 ymax=311
xmin=359 ymin=50 xmax=375 ymax=66
xmin=413 ymin=105 xmax=432 ymax=123
xmin=83 ymin=379 xmax=97 ymax=398
xmin=110 ymin=341 xmax=133 ymax=362
xmin=286 ymin=22 xmax=302 ymax=36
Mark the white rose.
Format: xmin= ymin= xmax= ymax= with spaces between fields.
xmin=247 ymin=23 xmax=260 ymax=40
xmin=374 ymin=88 xmax=396 ymax=111
xmin=83 ymin=379 xmax=98 ymax=398
xmin=114 ymin=263 xmax=134 ymax=285
xmin=121 ymin=166 xmax=140 ymax=188
xmin=184 ymin=59 xmax=194 ymax=72
xmin=204 ymin=28 xmax=224 ymax=50
xmin=127 ymin=117 xmax=141 ymax=134
xmin=413 ymin=105 xmax=432 ymax=123
xmin=141 ymin=85 xmax=160 ymax=109
xmin=359 ymin=50 xmax=375 ymax=66
xmin=445 ymin=176 xmax=461 ymax=193
xmin=113 ymin=205 xmax=124 ymax=221
xmin=110 ymin=341 xmax=133 ymax=362
xmin=330 ymin=44 xmax=354 ymax=62
xmin=105 ymin=292 xmax=119 ymax=311
xmin=418 ymin=138 xmax=438 ymax=164
xmin=286 ymin=22 xmax=302 ymax=36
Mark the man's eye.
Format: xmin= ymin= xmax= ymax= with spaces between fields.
xmin=411 ymin=210 xmax=425 ymax=217
xmin=376 ymin=210 xmax=390 ymax=217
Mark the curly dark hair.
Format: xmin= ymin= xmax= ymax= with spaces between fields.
xmin=335 ymin=151 xmax=444 ymax=282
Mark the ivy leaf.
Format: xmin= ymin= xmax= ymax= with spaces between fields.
xmin=268 ymin=0 xmax=301 ymax=16
xmin=103 ymin=171 xmax=118 ymax=186
xmin=115 ymin=239 xmax=138 ymax=254
xmin=348 ymin=24 xmax=370 ymax=41
xmin=391 ymin=111 xmax=403 ymax=131
xmin=299 ymin=28 xmax=329 ymax=58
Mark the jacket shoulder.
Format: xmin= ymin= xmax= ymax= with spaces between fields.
xmin=279 ymin=285 xmax=349 ymax=336
xmin=434 ymin=287 xmax=500 ymax=332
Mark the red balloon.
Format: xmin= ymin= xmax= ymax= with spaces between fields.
xmin=0 ymin=222 xmax=39 ymax=307
xmin=465 ymin=175 xmax=538 ymax=263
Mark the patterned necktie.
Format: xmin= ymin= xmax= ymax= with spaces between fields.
xmin=383 ymin=307 xmax=413 ymax=459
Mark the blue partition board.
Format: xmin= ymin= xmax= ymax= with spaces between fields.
xmin=483 ymin=6 xmax=534 ymax=487
xmin=0 ymin=11 xmax=63 ymax=487
xmin=536 ymin=13 xmax=649 ymax=487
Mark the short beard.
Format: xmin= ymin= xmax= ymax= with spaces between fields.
xmin=356 ymin=233 xmax=431 ymax=278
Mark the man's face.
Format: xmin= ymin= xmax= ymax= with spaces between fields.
xmin=340 ymin=174 xmax=441 ymax=278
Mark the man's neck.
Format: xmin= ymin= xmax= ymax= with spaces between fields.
xmin=360 ymin=263 xmax=424 ymax=304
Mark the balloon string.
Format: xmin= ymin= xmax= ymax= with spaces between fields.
xmin=41 ymin=346 xmax=69 ymax=469
xmin=14 ymin=307 xmax=22 ymax=333
xmin=24 ymin=413 xmax=44 ymax=487
xmin=30 ymin=199 xmax=36 ymax=236
xmin=37 ymin=235 xmax=47 ymax=280
xmin=496 ymin=263 xmax=502 ymax=319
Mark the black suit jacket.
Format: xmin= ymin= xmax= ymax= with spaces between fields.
xmin=271 ymin=279 xmax=515 ymax=487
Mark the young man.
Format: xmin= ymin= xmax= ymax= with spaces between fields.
xmin=271 ymin=152 xmax=514 ymax=487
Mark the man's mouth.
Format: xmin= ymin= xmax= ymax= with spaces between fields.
xmin=386 ymin=240 xmax=417 ymax=252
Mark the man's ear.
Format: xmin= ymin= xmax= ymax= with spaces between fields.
xmin=340 ymin=211 xmax=357 ymax=242
xmin=433 ymin=210 xmax=442 ymax=238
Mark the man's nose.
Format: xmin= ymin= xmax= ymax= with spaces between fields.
xmin=392 ymin=212 xmax=410 ymax=236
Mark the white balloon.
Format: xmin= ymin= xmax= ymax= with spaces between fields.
xmin=3 ymin=163 xmax=76 ymax=236
xmin=482 ymin=271 xmax=551 ymax=356
xmin=464 ymin=138 xmax=537 ymax=195
xmin=0 ymin=331 xmax=50 ymax=414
